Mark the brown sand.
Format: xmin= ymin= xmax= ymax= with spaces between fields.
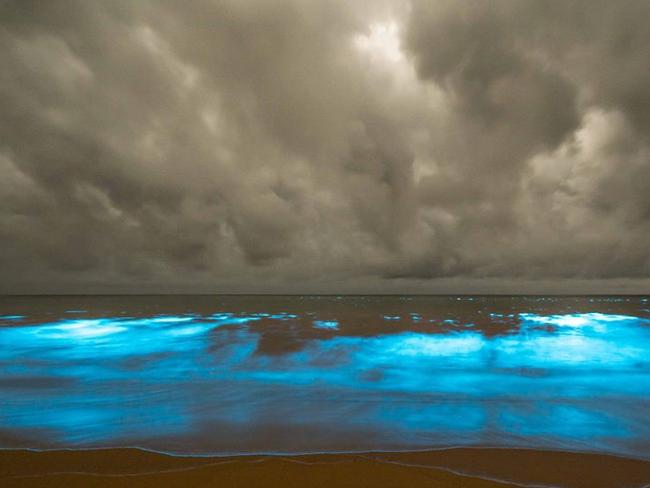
xmin=1 ymin=447 xmax=650 ymax=488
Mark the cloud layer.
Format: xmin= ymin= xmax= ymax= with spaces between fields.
xmin=0 ymin=0 xmax=648 ymax=293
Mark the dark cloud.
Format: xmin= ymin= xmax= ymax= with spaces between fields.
xmin=0 ymin=0 xmax=648 ymax=294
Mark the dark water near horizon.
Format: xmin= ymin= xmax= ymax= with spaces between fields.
xmin=1 ymin=295 xmax=649 ymax=459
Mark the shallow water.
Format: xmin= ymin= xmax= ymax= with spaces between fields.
xmin=1 ymin=295 xmax=649 ymax=459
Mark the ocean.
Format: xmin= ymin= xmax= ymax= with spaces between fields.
xmin=1 ymin=295 xmax=649 ymax=460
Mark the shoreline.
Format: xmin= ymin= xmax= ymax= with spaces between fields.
xmin=2 ymin=446 xmax=650 ymax=488
xmin=3 ymin=443 xmax=649 ymax=463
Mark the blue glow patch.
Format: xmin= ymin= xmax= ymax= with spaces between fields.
xmin=381 ymin=332 xmax=485 ymax=358
xmin=383 ymin=315 xmax=400 ymax=321
xmin=519 ymin=312 xmax=642 ymax=328
xmin=145 ymin=316 xmax=195 ymax=323
xmin=165 ymin=324 xmax=215 ymax=337
xmin=212 ymin=313 xmax=233 ymax=320
xmin=34 ymin=319 xmax=127 ymax=339
xmin=313 ymin=320 xmax=339 ymax=330
xmin=0 ymin=315 xmax=24 ymax=320
xmin=267 ymin=313 xmax=298 ymax=320
xmin=209 ymin=313 xmax=262 ymax=325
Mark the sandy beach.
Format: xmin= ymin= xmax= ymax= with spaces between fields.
xmin=2 ymin=447 xmax=650 ymax=488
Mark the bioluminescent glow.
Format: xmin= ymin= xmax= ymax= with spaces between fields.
xmin=519 ymin=312 xmax=639 ymax=328
xmin=313 ymin=320 xmax=339 ymax=330
xmin=0 ymin=297 xmax=649 ymax=458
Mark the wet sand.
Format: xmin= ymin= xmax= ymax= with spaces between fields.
xmin=2 ymin=447 xmax=650 ymax=488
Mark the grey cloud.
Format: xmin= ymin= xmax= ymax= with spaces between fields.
xmin=402 ymin=0 xmax=650 ymax=281
xmin=0 ymin=0 xmax=648 ymax=293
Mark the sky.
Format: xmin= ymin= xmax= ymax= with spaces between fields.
xmin=0 ymin=0 xmax=649 ymax=294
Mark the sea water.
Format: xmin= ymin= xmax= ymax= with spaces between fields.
xmin=0 ymin=295 xmax=649 ymax=459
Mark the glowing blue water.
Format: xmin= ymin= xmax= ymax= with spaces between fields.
xmin=0 ymin=296 xmax=649 ymax=458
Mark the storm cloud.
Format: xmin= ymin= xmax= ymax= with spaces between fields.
xmin=0 ymin=0 xmax=648 ymax=294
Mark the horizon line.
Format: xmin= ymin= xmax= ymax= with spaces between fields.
xmin=1 ymin=293 xmax=648 ymax=297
